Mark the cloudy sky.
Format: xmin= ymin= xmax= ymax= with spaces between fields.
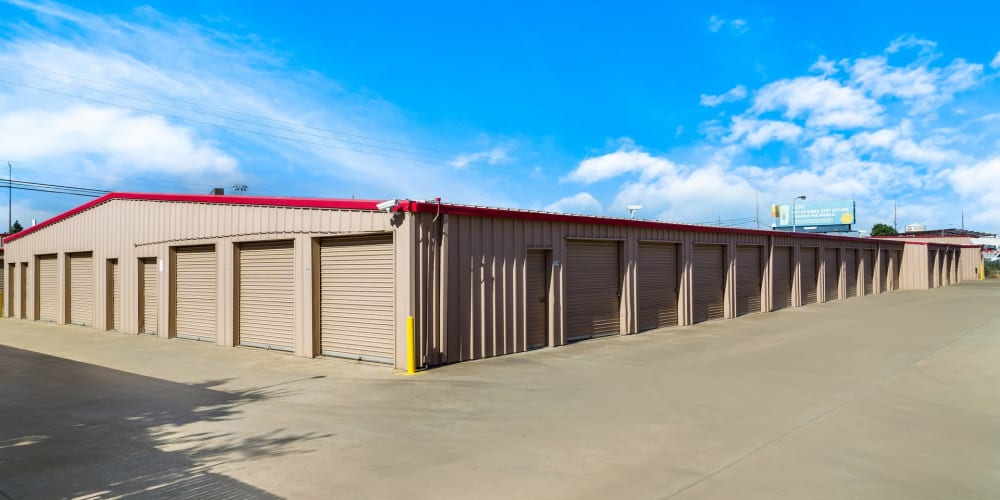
xmin=1 ymin=0 xmax=999 ymax=233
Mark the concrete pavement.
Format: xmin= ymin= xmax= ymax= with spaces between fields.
xmin=1 ymin=282 xmax=999 ymax=499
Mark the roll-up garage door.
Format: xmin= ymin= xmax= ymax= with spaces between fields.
xmin=945 ymin=252 xmax=953 ymax=285
xmin=772 ymin=247 xmax=792 ymax=310
xmin=525 ymin=250 xmax=548 ymax=348
xmin=174 ymin=246 xmax=217 ymax=341
xmin=108 ymin=260 xmax=119 ymax=331
xmin=927 ymin=250 xmax=937 ymax=288
xmin=637 ymin=242 xmax=678 ymax=331
xmin=238 ymin=241 xmax=295 ymax=351
xmin=565 ymin=240 xmax=621 ymax=340
xmin=140 ymin=258 xmax=158 ymax=334
xmin=38 ymin=255 xmax=57 ymax=322
xmin=845 ymin=250 xmax=858 ymax=297
xmin=4 ymin=264 xmax=10 ymax=318
xmin=735 ymin=246 xmax=761 ymax=317
xmin=892 ymin=251 xmax=901 ymax=291
xmin=863 ymin=250 xmax=874 ymax=295
xmin=693 ymin=245 xmax=725 ymax=323
xmin=68 ymin=252 xmax=94 ymax=326
xmin=825 ymin=249 xmax=839 ymax=301
xmin=19 ymin=263 xmax=28 ymax=319
xmin=320 ymin=234 xmax=395 ymax=363
xmin=801 ymin=248 xmax=818 ymax=305
xmin=879 ymin=250 xmax=889 ymax=293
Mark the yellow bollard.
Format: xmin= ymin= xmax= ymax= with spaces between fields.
xmin=406 ymin=316 xmax=416 ymax=375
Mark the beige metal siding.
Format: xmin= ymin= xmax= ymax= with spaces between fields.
xmin=637 ymin=242 xmax=678 ymax=330
xmin=38 ymin=255 xmax=57 ymax=322
xmin=525 ymin=250 xmax=548 ymax=348
xmin=320 ymin=234 xmax=395 ymax=363
xmin=928 ymin=250 xmax=937 ymax=288
xmin=237 ymin=241 xmax=295 ymax=351
xmin=68 ymin=252 xmax=94 ymax=326
xmin=5 ymin=263 xmax=12 ymax=317
xmin=845 ymin=250 xmax=858 ymax=297
xmin=174 ymin=246 xmax=217 ymax=341
xmin=19 ymin=263 xmax=28 ymax=319
xmin=825 ymin=249 xmax=839 ymax=301
xmin=773 ymin=247 xmax=792 ymax=310
xmin=892 ymin=250 xmax=902 ymax=291
xmin=863 ymin=250 xmax=874 ymax=295
xmin=693 ymin=244 xmax=725 ymax=323
xmin=801 ymin=247 xmax=818 ymax=305
xmin=108 ymin=259 xmax=120 ymax=331
xmin=735 ymin=246 xmax=761 ymax=316
xmin=565 ymin=240 xmax=621 ymax=339
xmin=140 ymin=258 xmax=158 ymax=334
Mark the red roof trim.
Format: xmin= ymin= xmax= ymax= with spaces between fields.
xmin=2 ymin=192 xmax=382 ymax=243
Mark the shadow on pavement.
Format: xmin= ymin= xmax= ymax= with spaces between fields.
xmin=0 ymin=345 xmax=327 ymax=499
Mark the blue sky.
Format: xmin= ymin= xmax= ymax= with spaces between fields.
xmin=1 ymin=0 xmax=999 ymax=234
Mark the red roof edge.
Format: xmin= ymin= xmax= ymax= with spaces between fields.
xmin=2 ymin=192 xmax=383 ymax=244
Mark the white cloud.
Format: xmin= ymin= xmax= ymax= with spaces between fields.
xmin=564 ymin=144 xmax=678 ymax=184
xmin=449 ymin=146 xmax=511 ymax=168
xmin=707 ymin=15 xmax=749 ymax=34
xmin=991 ymin=50 xmax=1000 ymax=69
xmin=810 ymin=56 xmax=838 ymax=76
xmin=752 ymin=76 xmax=883 ymax=128
xmin=700 ymin=85 xmax=748 ymax=107
xmin=890 ymin=139 xmax=958 ymax=164
xmin=886 ymin=35 xmax=937 ymax=57
xmin=727 ymin=117 xmax=803 ymax=147
xmin=544 ymin=192 xmax=602 ymax=214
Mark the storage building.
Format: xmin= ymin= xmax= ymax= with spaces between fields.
xmin=1 ymin=193 xmax=980 ymax=370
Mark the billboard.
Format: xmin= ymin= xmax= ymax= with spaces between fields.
xmin=773 ymin=200 xmax=855 ymax=230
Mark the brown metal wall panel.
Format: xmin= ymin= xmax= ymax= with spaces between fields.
xmin=140 ymin=258 xmax=158 ymax=334
xmin=109 ymin=260 xmax=120 ymax=331
xmin=238 ymin=241 xmax=295 ymax=351
xmin=174 ymin=246 xmax=217 ymax=341
xmin=864 ymin=250 xmax=875 ymax=295
xmin=772 ymin=247 xmax=792 ymax=310
xmin=845 ymin=250 xmax=858 ymax=297
xmin=825 ymin=248 xmax=839 ymax=301
xmin=637 ymin=242 xmax=678 ymax=330
xmin=320 ymin=234 xmax=395 ymax=363
xmin=38 ymin=255 xmax=58 ymax=322
xmin=801 ymin=247 xmax=818 ymax=305
xmin=693 ymin=244 xmax=725 ymax=323
xmin=525 ymin=250 xmax=548 ymax=348
xmin=565 ymin=240 xmax=621 ymax=339
xmin=68 ymin=253 xmax=94 ymax=326
xmin=735 ymin=246 xmax=761 ymax=316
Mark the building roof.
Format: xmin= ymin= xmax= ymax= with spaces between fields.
xmin=1 ymin=191 xmax=914 ymax=246
xmin=896 ymin=228 xmax=996 ymax=238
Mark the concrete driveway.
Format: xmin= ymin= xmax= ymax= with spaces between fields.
xmin=2 ymin=282 xmax=999 ymax=499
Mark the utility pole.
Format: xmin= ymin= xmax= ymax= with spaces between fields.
xmin=893 ymin=201 xmax=897 ymax=232
xmin=7 ymin=161 xmax=11 ymax=234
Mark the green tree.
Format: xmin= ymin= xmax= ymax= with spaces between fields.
xmin=870 ymin=223 xmax=897 ymax=236
xmin=9 ymin=220 xmax=23 ymax=234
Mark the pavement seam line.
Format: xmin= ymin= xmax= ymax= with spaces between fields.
xmin=662 ymin=315 xmax=995 ymax=500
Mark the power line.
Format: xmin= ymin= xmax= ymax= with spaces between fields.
xmin=0 ymin=78 xmax=454 ymax=165
xmin=5 ymin=178 xmax=108 ymax=194
xmin=1 ymin=178 xmax=109 ymax=198
xmin=0 ymin=61 xmax=463 ymax=156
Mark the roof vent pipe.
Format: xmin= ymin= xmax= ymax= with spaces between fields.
xmin=209 ymin=188 xmax=225 ymax=195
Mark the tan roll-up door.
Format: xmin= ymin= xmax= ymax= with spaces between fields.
xmin=772 ymin=246 xmax=792 ymax=310
xmin=565 ymin=240 xmax=621 ymax=340
xmin=879 ymin=250 xmax=889 ymax=293
xmin=845 ymin=250 xmax=858 ymax=297
xmin=637 ymin=242 xmax=678 ymax=330
xmin=320 ymin=234 xmax=395 ymax=363
xmin=68 ymin=252 xmax=94 ymax=326
xmin=825 ymin=249 xmax=839 ymax=301
xmin=945 ymin=252 xmax=953 ymax=285
xmin=735 ymin=246 xmax=761 ymax=316
xmin=892 ymin=250 xmax=901 ymax=291
xmin=140 ymin=258 xmax=158 ymax=334
xmin=525 ymin=250 xmax=548 ymax=348
xmin=174 ymin=246 xmax=217 ymax=341
xmin=4 ymin=263 xmax=10 ymax=317
xmin=108 ymin=260 xmax=119 ymax=331
xmin=38 ymin=255 xmax=57 ymax=322
xmin=19 ymin=263 xmax=28 ymax=319
xmin=801 ymin=248 xmax=818 ymax=305
xmin=863 ymin=250 xmax=874 ymax=295
xmin=927 ymin=250 xmax=936 ymax=288
xmin=237 ymin=240 xmax=295 ymax=352
xmin=693 ymin=244 xmax=725 ymax=323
